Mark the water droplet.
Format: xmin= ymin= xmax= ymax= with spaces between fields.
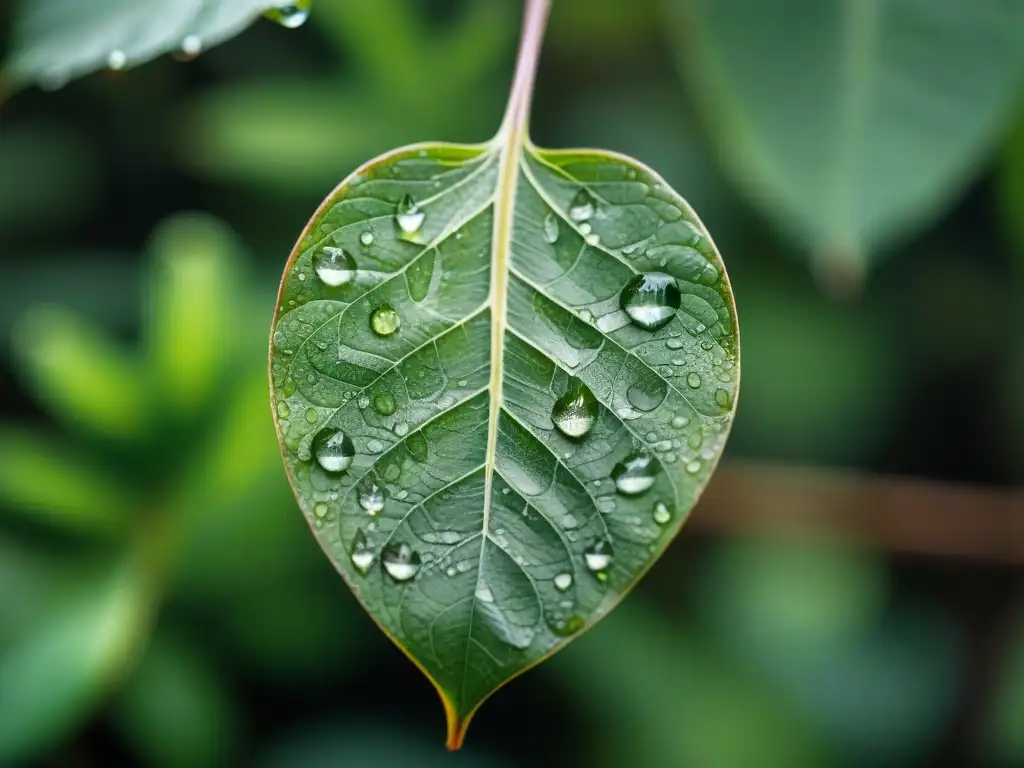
xmin=611 ymin=452 xmax=660 ymax=495
xmin=666 ymin=338 xmax=685 ymax=350
xmin=569 ymin=189 xmax=596 ymax=222
xmin=671 ymin=415 xmax=690 ymax=429
xmin=373 ymin=392 xmax=396 ymax=415
xmin=382 ymin=543 xmax=421 ymax=581
xmin=627 ymin=381 xmax=666 ymax=412
xmin=350 ymin=530 xmax=374 ymax=574
xmin=549 ymin=615 xmax=584 ymax=637
xmin=620 ymin=272 xmax=681 ymax=331
xmin=357 ymin=395 xmax=370 ymax=409
xmin=554 ymin=573 xmax=573 ymax=591
xmin=579 ymin=223 xmax=592 ymax=236
xmin=108 ymin=50 xmax=127 ymax=70
xmin=551 ymin=384 xmax=599 ymax=439
xmin=359 ymin=480 xmax=384 ymax=515
xmin=265 ymin=2 xmax=310 ymax=28
xmin=686 ymin=372 xmax=702 ymax=389
xmin=359 ymin=231 xmax=374 ymax=247
xmin=686 ymin=459 xmax=702 ymax=474
xmin=366 ymin=439 xmax=384 ymax=454
xmin=276 ymin=401 xmax=290 ymax=418
xmin=313 ymin=502 xmax=328 ymax=518
xmin=543 ymin=212 xmax=560 ymax=244
xmin=314 ymin=246 xmax=356 ymax=287
xmin=584 ymin=539 xmax=613 ymax=575
xmin=715 ymin=388 xmax=731 ymax=408
xmin=393 ymin=421 xmax=409 ymax=437
xmin=181 ymin=35 xmax=202 ymax=57
xmin=396 ymin=194 xmax=425 ymax=236
xmin=370 ymin=305 xmax=401 ymax=336
xmin=312 ymin=428 xmax=355 ymax=474
xmin=585 ymin=233 xmax=600 ymax=246
xmin=476 ymin=584 xmax=495 ymax=603
xmin=653 ymin=502 xmax=672 ymax=525
xmin=304 ymin=407 xmax=318 ymax=424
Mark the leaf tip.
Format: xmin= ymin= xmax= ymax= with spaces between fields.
xmin=444 ymin=710 xmax=473 ymax=752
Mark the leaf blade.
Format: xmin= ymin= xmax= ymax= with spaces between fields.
xmin=270 ymin=132 xmax=738 ymax=745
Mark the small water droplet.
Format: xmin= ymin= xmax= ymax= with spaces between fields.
xmin=313 ymin=502 xmax=328 ymax=518
xmin=584 ymin=539 xmax=613 ymax=575
xmin=108 ymin=50 xmax=127 ymax=71
xmin=314 ymin=246 xmax=357 ymax=287
xmin=393 ymin=421 xmax=409 ymax=437
xmin=686 ymin=459 xmax=702 ymax=474
xmin=715 ymin=388 xmax=731 ymax=408
xmin=304 ymin=407 xmax=318 ymax=424
xmin=357 ymin=395 xmax=370 ymax=409
xmin=476 ymin=584 xmax=495 ymax=603
xmin=611 ymin=452 xmax=660 ymax=495
xmin=579 ymin=222 xmax=592 ymax=236
xmin=686 ymin=372 xmax=702 ymax=389
xmin=549 ymin=615 xmax=584 ymax=637
xmin=551 ymin=384 xmax=599 ymax=439
xmin=313 ymin=428 xmax=355 ymax=474
xmin=373 ymin=392 xmax=396 ymax=415
xmin=671 ymin=415 xmax=690 ymax=429
xmin=181 ymin=35 xmax=202 ymax=57
xmin=360 ymin=231 xmax=374 ymax=246
xmin=276 ymin=401 xmax=290 ymax=418
xmin=366 ymin=439 xmax=384 ymax=454
xmin=350 ymin=530 xmax=375 ymax=574
xmin=265 ymin=2 xmax=310 ymax=28
xmin=396 ymin=194 xmax=425 ymax=236
xmin=569 ymin=189 xmax=596 ymax=222
xmin=653 ymin=502 xmax=672 ymax=525
xmin=543 ymin=212 xmax=560 ymax=244
xmin=620 ymin=272 xmax=681 ymax=331
xmin=585 ymin=233 xmax=600 ymax=246
xmin=554 ymin=573 xmax=573 ymax=591
xmin=382 ymin=543 xmax=421 ymax=581
xmin=359 ymin=480 xmax=385 ymax=515
xmin=579 ymin=309 xmax=593 ymax=323
xmin=370 ymin=305 xmax=401 ymax=336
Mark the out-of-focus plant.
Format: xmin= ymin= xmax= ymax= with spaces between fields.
xmin=0 ymin=213 xmax=362 ymax=766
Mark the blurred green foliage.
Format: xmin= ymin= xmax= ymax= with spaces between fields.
xmin=0 ymin=0 xmax=1021 ymax=765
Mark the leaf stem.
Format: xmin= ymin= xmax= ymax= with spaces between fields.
xmin=500 ymin=0 xmax=552 ymax=135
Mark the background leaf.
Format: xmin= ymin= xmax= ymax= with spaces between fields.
xmin=668 ymin=0 xmax=1024 ymax=275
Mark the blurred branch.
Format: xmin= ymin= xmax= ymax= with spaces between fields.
xmin=695 ymin=462 xmax=1024 ymax=565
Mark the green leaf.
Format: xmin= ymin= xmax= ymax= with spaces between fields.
xmin=0 ymin=428 xmax=134 ymax=535
xmin=3 ymin=0 xmax=310 ymax=90
xmin=668 ymin=0 xmax=1024 ymax=275
xmin=12 ymin=305 xmax=150 ymax=442
xmin=269 ymin=5 xmax=739 ymax=746
xmin=0 ymin=553 xmax=154 ymax=764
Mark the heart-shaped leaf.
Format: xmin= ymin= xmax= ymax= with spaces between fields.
xmin=3 ymin=0 xmax=310 ymax=90
xmin=270 ymin=1 xmax=739 ymax=747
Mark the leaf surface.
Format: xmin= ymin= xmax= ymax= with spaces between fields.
xmin=4 ymin=0 xmax=308 ymax=89
xmin=668 ymin=0 xmax=1024 ymax=272
xmin=270 ymin=124 xmax=739 ymax=742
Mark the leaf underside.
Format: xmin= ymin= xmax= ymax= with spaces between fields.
xmin=269 ymin=138 xmax=739 ymax=745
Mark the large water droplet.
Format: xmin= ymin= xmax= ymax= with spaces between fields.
xmin=627 ymin=381 xmax=666 ymax=412
xmin=382 ymin=542 xmax=421 ymax=582
xmin=373 ymin=391 xmax=396 ymax=415
xmin=554 ymin=572 xmax=573 ymax=591
xmin=312 ymin=428 xmax=354 ymax=473
xmin=569 ymin=189 xmax=596 ymax=222
xmin=584 ymin=539 xmax=613 ymax=577
xmin=620 ymin=272 xmax=681 ymax=331
xmin=265 ymin=2 xmax=310 ymax=28
xmin=543 ymin=212 xmax=560 ymax=244
xmin=370 ymin=305 xmax=401 ymax=336
xmin=108 ymin=50 xmax=127 ymax=70
xmin=350 ymin=529 xmax=374 ymax=574
xmin=396 ymin=194 xmax=425 ymax=236
xmin=611 ymin=452 xmax=660 ymax=495
xmin=314 ymin=246 xmax=356 ymax=287
xmin=551 ymin=384 xmax=599 ymax=439
xmin=358 ymin=480 xmax=385 ymax=515
xmin=653 ymin=502 xmax=672 ymax=525
xmin=686 ymin=372 xmax=702 ymax=389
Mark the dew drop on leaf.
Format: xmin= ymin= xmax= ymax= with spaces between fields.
xmin=382 ymin=543 xmax=421 ymax=582
xmin=360 ymin=231 xmax=374 ymax=246
xmin=671 ymin=415 xmax=690 ymax=429
xmin=685 ymin=459 xmax=702 ymax=474
xmin=686 ymin=372 xmax=702 ymax=389
xmin=314 ymin=246 xmax=357 ymax=287
xmin=373 ymin=392 xmax=396 ymax=415
xmin=620 ymin=272 xmax=681 ymax=331
xmin=715 ymin=388 xmax=731 ymax=408
xmin=265 ymin=1 xmax=311 ymax=29
xmin=653 ymin=502 xmax=672 ymax=525
xmin=370 ymin=305 xmax=401 ymax=337
xmin=543 ymin=212 xmax=560 ymax=244
xmin=584 ymin=539 xmax=613 ymax=576
xmin=396 ymin=194 xmax=426 ymax=237
xmin=358 ymin=480 xmax=385 ymax=515
xmin=107 ymin=49 xmax=126 ymax=70
xmin=611 ymin=452 xmax=660 ymax=495
xmin=554 ymin=573 xmax=573 ymax=591
xmin=312 ymin=428 xmax=355 ymax=474
xmin=181 ymin=35 xmax=202 ymax=57
xmin=569 ymin=189 xmax=596 ymax=222
xmin=551 ymin=384 xmax=598 ymax=439
xmin=350 ymin=529 xmax=374 ymax=574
